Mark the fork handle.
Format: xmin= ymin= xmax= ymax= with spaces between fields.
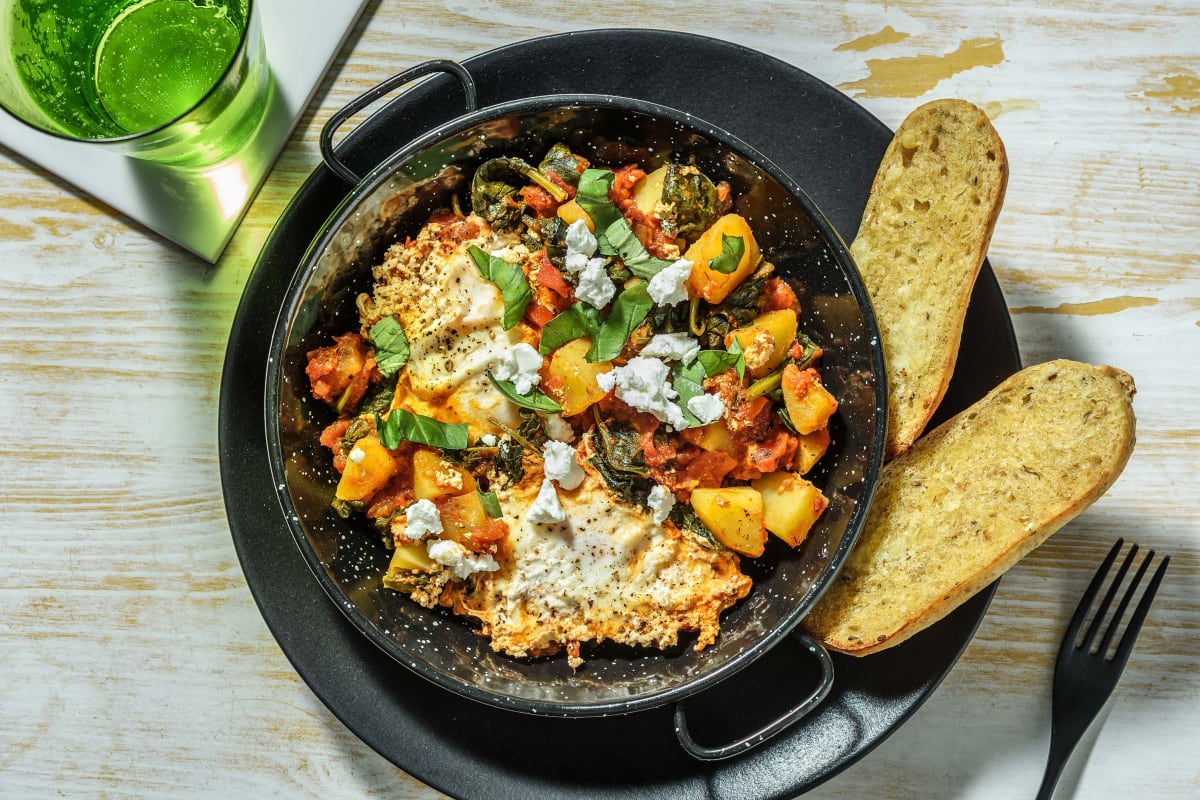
xmin=1036 ymin=721 xmax=1088 ymax=800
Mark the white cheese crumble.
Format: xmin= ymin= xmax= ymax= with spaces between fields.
xmin=403 ymin=498 xmax=443 ymax=539
xmin=526 ymin=477 xmax=567 ymax=524
xmin=565 ymin=218 xmax=598 ymax=258
xmin=574 ymin=257 xmax=617 ymax=308
xmin=347 ymin=446 xmax=366 ymax=464
xmin=480 ymin=433 xmax=498 ymax=447
xmin=542 ymin=440 xmax=585 ymax=490
xmin=595 ymin=356 xmax=688 ymax=429
xmin=492 ymin=342 xmax=543 ymax=395
xmin=426 ymin=539 xmax=499 ymax=579
xmin=646 ymin=258 xmax=692 ymax=306
xmin=647 ymin=484 xmax=676 ymax=524
xmin=543 ymin=413 xmax=575 ymax=443
xmin=639 ymin=332 xmax=700 ymax=365
xmin=687 ymin=393 xmax=726 ymax=425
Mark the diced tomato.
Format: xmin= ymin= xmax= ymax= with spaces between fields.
xmin=524 ymin=303 xmax=556 ymax=328
xmin=520 ymin=184 xmax=558 ymax=218
xmin=545 ymin=170 xmax=576 ymax=199
xmin=763 ymin=277 xmax=801 ymax=314
xmin=732 ymin=428 xmax=799 ymax=480
xmin=319 ymin=419 xmax=352 ymax=472
xmin=465 ymin=517 xmax=509 ymax=552
xmin=681 ymin=450 xmax=738 ymax=488
xmin=536 ymin=254 xmax=572 ymax=299
xmin=610 ymin=164 xmax=645 ymax=207
xmin=306 ymin=332 xmax=378 ymax=410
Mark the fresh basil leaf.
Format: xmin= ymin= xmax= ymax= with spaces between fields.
xmin=375 ymin=409 xmax=469 ymax=450
xmin=728 ymin=335 xmax=747 ymax=380
xmin=538 ymin=302 xmax=603 ymax=355
xmin=486 ymin=371 xmax=564 ymax=413
xmin=707 ymin=234 xmax=745 ymax=275
xmin=603 ymin=218 xmax=675 ymax=279
xmin=696 ymin=349 xmax=743 ymax=378
xmin=468 ymin=245 xmax=533 ymax=330
xmin=671 ymin=360 xmax=708 ymax=429
xmin=368 ymin=316 xmax=410 ymax=377
xmin=586 ymin=282 xmax=653 ymax=363
xmin=575 ymin=169 xmax=622 ymax=232
xmin=477 ymin=489 xmax=503 ymax=518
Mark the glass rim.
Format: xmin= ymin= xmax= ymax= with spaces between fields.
xmin=0 ymin=0 xmax=259 ymax=146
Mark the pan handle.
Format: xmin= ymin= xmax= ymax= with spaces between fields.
xmin=673 ymin=631 xmax=835 ymax=761
xmin=319 ymin=59 xmax=478 ymax=186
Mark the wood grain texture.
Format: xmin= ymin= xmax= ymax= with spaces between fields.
xmin=1 ymin=1 xmax=1197 ymax=798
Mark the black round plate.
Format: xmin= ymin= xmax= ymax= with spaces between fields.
xmin=220 ymin=29 xmax=1020 ymax=800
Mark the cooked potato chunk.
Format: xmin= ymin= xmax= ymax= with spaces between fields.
xmin=752 ymin=471 xmax=829 ymax=548
xmin=782 ymin=364 xmax=838 ymax=435
xmin=733 ymin=309 xmax=798 ymax=378
xmin=631 ymin=165 xmax=668 ymax=216
xmin=794 ymin=427 xmax=831 ymax=474
xmin=556 ymin=199 xmax=594 ymax=231
xmin=690 ymin=420 xmax=735 ymax=452
xmin=412 ymin=448 xmax=475 ymax=501
xmin=335 ymin=436 xmax=399 ymax=502
xmin=545 ymin=338 xmax=613 ymax=416
xmin=690 ymin=486 xmax=766 ymax=557
xmin=686 ymin=214 xmax=761 ymax=304
xmin=438 ymin=491 xmax=488 ymax=544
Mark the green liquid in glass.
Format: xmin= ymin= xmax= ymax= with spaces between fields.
xmin=94 ymin=0 xmax=241 ymax=133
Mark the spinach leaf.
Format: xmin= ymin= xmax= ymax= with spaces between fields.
xmin=486 ymin=371 xmax=563 ymax=414
xmin=586 ymin=282 xmax=654 ymax=363
xmin=538 ymin=143 xmax=586 ymax=187
xmin=660 ymin=163 xmax=720 ymax=241
xmin=468 ymin=245 xmax=532 ymax=330
xmin=668 ymin=503 xmax=722 ymax=550
xmin=375 ymin=409 xmax=469 ymax=450
xmin=538 ymin=302 xmax=603 ymax=355
xmin=368 ymin=316 xmax=410 ymax=377
xmin=603 ymin=218 xmax=675 ymax=279
xmin=575 ymin=169 xmax=622 ymax=232
xmin=477 ymin=489 xmax=503 ymax=518
xmin=707 ymin=234 xmax=745 ymax=274
xmin=472 ymin=156 xmax=567 ymax=229
xmin=495 ymin=438 xmax=526 ymax=487
xmin=589 ymin=415 xmax=652 ymax=505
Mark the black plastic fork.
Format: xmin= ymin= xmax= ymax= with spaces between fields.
xmin=1036 ymin=539 xmax=1170 ymax=799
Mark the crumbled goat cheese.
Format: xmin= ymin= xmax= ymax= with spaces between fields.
xmin=426 ymin=539 xmax=499 ymax=579
xmin=347 ymin=446 xmax=366 ymax=464
xmin=646 ymin=258 xmax=692 ymax=306
xmin=543 ymin=413 xmax=575 ymax=443
xmin=480 ymin=433 xmax=498 ymax=447
xmin=492 ymin=342 xmax=543 ymax=395
xmin=542 ymin=440 xmax=585 ymax=490
xmin=403 ymin=498 xmax=443 ymax=539
xmin=687 ymin=393 xmax=726 ymax=425
xmin=526 ymin=477 xmax=567 ymax=524
xmin=639 ymin=332 xmax=700 ymax=365
xmin=647 ymin=484 xmax=676 ymax=524
xmin=565 ymin=219 xmax=598 ymax=258
xmin=575 ymin=257 xmax=617 ymax=308
xmin=595 ymin=356 xmax=688 ymax=429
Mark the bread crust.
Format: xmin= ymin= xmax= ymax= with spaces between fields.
xmin=850 ymin=99 xmax=1009 ymax=459
xmin=802 ymin=360 xmax=1136 ymax=656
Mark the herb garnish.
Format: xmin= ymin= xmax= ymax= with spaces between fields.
xmin=467 ymin=245 xmax=532 ymax=330
xmin=707 ymin=234 xmax=745 ymax=274
xmin=368 ymin=316 xmax=410 ymax=377
xmin=538 ymin=301 xmax=603 ymax=355
xmin=586 ymin=282 xmax=654 ymax=362
xmin=477 ymin=489 xmax=503 ymax=518
xmin=575 ymin=169 xmax=622 ymax=232
xmin=602 ymin=218 xmax=675 ymax=279
xmin=375 ymin=409 xmax=468 ymax=450
xmin=486 ymin=371 xmax=564 ymax=413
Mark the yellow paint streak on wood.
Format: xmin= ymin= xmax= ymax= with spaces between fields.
xmin=834 ymin=25 xmax=910 ymax=52
xmin=981 ymin=98 xmax=1041 ymax=119
xmin=1136 ymin=71 xmax=1200 ymax=115
xmin=1010 ymin=296 xmax=1158 ymax=316
xmin=839 ymin=37 xmax=1005 ymax=98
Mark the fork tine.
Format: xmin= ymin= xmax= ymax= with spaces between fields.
xmin=1081 ymin=541 xmax=1138 ymax=652
xmin=1067 ymin=538 xmax=1124 ymax=646
xmin=1097 ymin=548 xmax=1153 ymax=655
xmin=1110 ymin=553 xmax=1170 ymax=670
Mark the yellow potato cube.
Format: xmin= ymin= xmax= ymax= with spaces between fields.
xmin=685 ymin=214 xmax=761 ymax=304
xmin=690 ymin=486 xmax=766 ymax=557
xmin=545 ymin=338 xmax=613 ymax=416
xmin=412 ymin=448 xmax=475 ymax=501
xmin=631 ymin=165 xmax=667 ymax=216
xmin=691 ymin=420 xmax=735 ymax=453
xmin=556 ymin=199 xmax=593 ymax=231
xmin=782 ymin=364 xmax=839 ymax=435
xmin=794 ymin=427 xmax=831 ymax=474
xmin=438 ymin=491 xmax=488 ymax=546
xmin=752 ymin=471 xmax=829 ymax=548
xmin=335 ymin=436 xmax=399 ymax=502
xmin=732 ymin=309 xmax=798 ymax=378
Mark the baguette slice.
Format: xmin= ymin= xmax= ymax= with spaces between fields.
xmin=851 ymin=99 xmax=1008 ymax=459
xmin=803 ymin=360 xmax=1136 ymax=656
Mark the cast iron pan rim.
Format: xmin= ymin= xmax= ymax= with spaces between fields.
xmin=263 ymin=92 xmax=887 ymax=718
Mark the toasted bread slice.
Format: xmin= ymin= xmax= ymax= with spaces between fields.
xmin=803 ymin=360 xmax=1136 ymax=656
xmin=851 ymin=99 xmax=1008 ymax=459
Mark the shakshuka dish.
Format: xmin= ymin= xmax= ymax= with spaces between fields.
xmin=304 ymin=145 xmax=838 ymax=668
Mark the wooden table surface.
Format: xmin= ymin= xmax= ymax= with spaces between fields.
xmin=2 ymin=2 xmax=1197 ymax=798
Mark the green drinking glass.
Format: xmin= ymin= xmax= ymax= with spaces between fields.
xmin=0 ymin=0 xmax=270 ymax=166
